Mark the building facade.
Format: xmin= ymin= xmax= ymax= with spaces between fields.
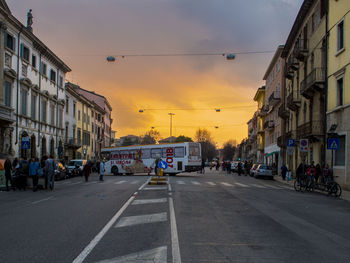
xmin=1 ymin=1 xmax=71 ymax=160
xmin=326 ymin=0 xmax=350 ymax=189
xmin=253 ymin=86 xmax=266 ymax=163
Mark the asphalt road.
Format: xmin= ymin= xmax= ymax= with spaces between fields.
xmin=1 ymin=169 xmax=350 ymax=263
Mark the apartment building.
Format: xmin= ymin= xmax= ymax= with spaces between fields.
xmin=253 ymin=86 xmax=266 ymax=163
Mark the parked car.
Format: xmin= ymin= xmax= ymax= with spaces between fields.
xmin=254 ymin=164 xmax=273 ymax=179
xmin=54 ymin=162 xmax=67 ymax=181
xmin=231 ymin=161 xmax=239 ymax=172
xmin=67 ymin=159 xmax=87 ymax=177
xmin=249 ymin=164 xmax=259 ymax=177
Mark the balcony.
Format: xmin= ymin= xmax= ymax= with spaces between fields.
xmin=287 ymin=92 xmax=301 ymax=111
xmin=64 ymin=137 xmax=82 ymax=149
xmin=268 ymin=91 xmax=281 ymax=107
xmin=258 ymin=105 xmax=269 ymax=117
xmin=297 ymin=120 xmax=324 ymax=139
xmin=278 ymin=104 xmax=289 ymax=119
xmin=300 ymin=68 xmax=325 ymax=99
xmin=264 ymin=120 xmax=275 ymax=131
xmin=284 ymin=65 xmax=294 ymax=80
xmin=293 ymin=38 xmax=308 ymax=61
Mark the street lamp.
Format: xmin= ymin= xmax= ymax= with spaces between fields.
xmin=168 ymin=113 xmax=175 ymax=140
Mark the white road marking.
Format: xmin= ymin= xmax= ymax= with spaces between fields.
xmin=138 ymin=176 xmax=151 ymax=191
xmin=169 ymin=197 xmax=182 ymax=263
xmin=31 ymin=196 xmax=54 ymax=204
xmin=132 ymin=198 xmax=167 ymax=205
xmin=262 ymin=184 xmax=282 ymax=189
xmin=114 ymin=180 xmax=126 ymax=185
xmin=168 ymin=183 xmax=172 ymax=192
xmin=220 ymin=182 xmax=233 ymax=187
xmin=72 ymin=193 xmax=136 ymax=263
xmin=176 ymin=181 xmax=185 ymax=185
xmin=94 ymin=246 xmax=167 ymax=263
xmin=206 ymin=182 xmax=216 ymax=186
xmin=130 ymin=180 xmax=139 ymax=184
xmin=143 ymin=186 xmax=168 ymax=190
xmin=235 ymin=182 xmax=249 ymax=187
xmin=191 ymin=181 xmax=201 ymax=185
xmin=115 ymin=212 xmax=167 ymax=228
xmin=251 ymin=184 xmax=266 ymax=188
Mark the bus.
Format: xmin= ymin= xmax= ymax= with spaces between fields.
xmin=101 ymin=142 xmax=202 ymax=175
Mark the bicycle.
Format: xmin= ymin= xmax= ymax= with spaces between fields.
xmin=294 ymin=175 xmax=307 ymax=192
xmin=326 ymin=176 xmax=342 ymax=198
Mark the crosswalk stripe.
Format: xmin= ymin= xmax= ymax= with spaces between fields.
xmin=191 ymin=181 xmax=201 ymax=185
xmin=176 ymin=181 xmax=185 ymax=185
xmin=251 ymin=184 xmax=266 ymax=188
xmin=221 ymin=182 xmax=233 ymax=187
xmin=261 ymin=183 xmax=281 ymax=189
xmin=206 ymin=182 xmax=216 ymax=186
xmin=132 ymin=198 xmax=167 ymax=205
xmin=235 ymin=182 xmax=249 ymax=187
xmin=143 ymin=186 xmax=167 ymax=190
xmin=114 ymin=180 xmax=126 ymax=185
xmin=115 ymin=212 xmax=167 ymax=228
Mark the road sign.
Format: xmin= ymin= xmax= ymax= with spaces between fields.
xmin=287 ymin=139 xmax=295 ymax=147
xmin=287 ymin=146 xmax=294 ymax=155
xmin=300 ymin=139 xmax=308 ymax=152
xmin=158 ymin=160 xmax=168 ymax=169
xmin=21 ymin=137 xmax=30 ymax=150
xmin=327 ymin=138 xmax=340 ymax=150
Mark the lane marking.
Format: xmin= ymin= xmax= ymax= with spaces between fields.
xmin=72 ymin=193 xmax=137 ymax=263
xmin=235 ymin=182 xmax=249 ymax=187
xmin=114 ymin=180 xmax=126 ymax=185
xmin=115 ymin=212 xmax=167 ymax=228
xmin=94 ymin=246 xmax=167 ymax=263
xmin=143 ymin=186 xmax=167 ymax=190
xmin=191 ymin=181 xmax=201 ymax=185
xmin=169 ymin=197 xmax=181 ymax=263
xmin=206 ymin=182 xmax=216 ymax=186
xmin=168 ymin=183 xmax=172 ymax=192
xmin=132 ymin=198 xmax=167 ymax=205
xmin=221 ymin=182 xmax=233 ymax=187
xmin=138 ymin=176 xmax=151 ymax=191
xmin=176 ymin=181 xmax=185 ymax=185
xmin=31 ymin=196 xmax=54 ymax=204
xmin=251 ymin=184 xmax=266 ymax=188
xmin=261 ymin=183 xmax=282 ymax=189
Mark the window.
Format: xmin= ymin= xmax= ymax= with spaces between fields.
xmin=77 ymin=128 xmax=81 ymax=142
xmin=142 ymin=149 xmax=151 ymax=159
xmin=337 ymin=20 xmax=344 ymax=51
xmin=73 ymin=103 xmax=76 ymax=118
xmin=21 ymin=89 xmax=28 ymax=115
xmin=335 ymin=135 xmax=346 ymax=166
xmin=50 ymin=104 xmax=55 ymax=125
xmin=41 ymin=100 xmax=47 ymax=123
xmin=20 ymin=44 xmax=30 ymax=62
xmin=337 ymin=77 xmax=344 ymax=106
xmin=5 ymin=33 xmax=15 ymax=51
xmin=41 ymin=62 xmax=47 ymax=76
xmin=59 ymin=76 xmax=63 ymax=88
xmin=31 ymin=94 xmax=36 ymax=119
xmin=175 ymin=147 xmax=185 ymax=158
xmin=50 ymin=69 xmax=56 ymax=83
xmin=78 ymin=110 xmax=81 ymax=121
xmin=59 ymin=108 xmax=63 ymax=128
xmin=151 ymin=148 xmax=161 ymax=158
xmin=92 ymin=123 xmax=94 ymax=133
xmin=32 ymin=55 xmax=36 ymax=69
xmin=66 ymin=97 xmax=69 ymax=113
xmin=4 ymin=81 xmax=11 ymax=107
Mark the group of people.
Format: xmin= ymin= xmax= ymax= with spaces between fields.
xmin=295 ymin=161 xmax=333 ymax=186
xmin=3 ymin=157 xmax=106 ymax=192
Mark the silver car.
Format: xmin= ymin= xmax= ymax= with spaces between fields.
xmin=254 ymin=164 xmax=273 ymax=179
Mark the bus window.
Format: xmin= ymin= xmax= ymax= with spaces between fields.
xmin=129 ymin=150 xmax=137 ymax=159
xmin=111 ymin=151 xmax=119 ymax=160
xmin=174 ymin=147 xmax=185 ymax=158
xmin=189 ymin=144 xmax=200 ymax=156
xmin=101 ymin=151 xmax=111 ymax=161
xmin=162 ymin=148 xmax=170 ymax=158
xmin=151 ymin=148 xmax=161 ymax=158
xmin=120 ymin=150 xmax=129 ymax=159
xmin=142 ymin=149 xmax=151 ymax=159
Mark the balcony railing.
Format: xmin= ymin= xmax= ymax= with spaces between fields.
xmin=297 ymin=120 xmax=324 ymax=139
xmin=284 ymin=65 xmax=294 ymax=80
xmin=258 ymin=105 xmax=269 ymax=117
xmin=263 ymin=120 xmax=275 ymax=131
xmin=293 ymin=38 xmax=308 ymax=61
xmin=300 ymin=68 xmax=325 ymax=99
xmin=268 ymin=91 xmax=281 ymax=107
xmin=287 ymin=92 xmax=301 ymax=111
xmin=278 ymin=103 xmax=289 ymax=119
xmin=64 ymin=137 xmax=82 ymax=148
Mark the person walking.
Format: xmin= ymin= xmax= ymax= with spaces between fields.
xmin=83 ymin=161 xmax=92 ymax=182
xmin=315 ymin=163 xmax=322 ymax=184
xmin=243 ymin=161 xmax=248 ymax=176
xmin=323 ymin=164 xmax=331 ymax=183
xmin=45 ymin=155 xmax=55 ymax=190
xmin=281 ymin=164 xmax=288 ymax=180
xmin=201 ymin=159 xmax=205 ymax=174
xmin=4 ymin=158 xmax=13 ymax=191
xmin=99 ymin=160 xmax=105 ymax=181
xmin=29 ymin=158 xmax=40 ymax=192
xmin=237 ymin=162 xmax=242 ymax=176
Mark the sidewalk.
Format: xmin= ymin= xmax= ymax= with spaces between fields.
xmin=274 ymin=175 xmax=350 ymax=202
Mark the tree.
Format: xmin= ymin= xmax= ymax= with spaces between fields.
xmin=194 ymin=128 xmax=216 ymax=161
xmin=175 ymin=135 xmax=193 ymax=143
xmin=140 ymin=129 xmax=161 ymax=145
xmin=222 ymin=140 xmax=236 ymax=161
xmin=122 ymin=137 xmax=139 ymax=146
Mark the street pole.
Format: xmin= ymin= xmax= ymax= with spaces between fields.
xmin=168 ymin=113 xmax=175 ymax=141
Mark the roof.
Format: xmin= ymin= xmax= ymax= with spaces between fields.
xmin=281 ymin=0 xmax=314 ymax=58
xmin=263 ymin=45 xmax=284 ymax=80
xmin=253 ymin=86 xmax=265 ymax=101
xmin=73 ymin=86 xmax=112 ymax=111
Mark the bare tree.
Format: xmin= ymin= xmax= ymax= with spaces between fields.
xmin=194 ymin=128 xmax=216 ymax=161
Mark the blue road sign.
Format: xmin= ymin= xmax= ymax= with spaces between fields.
xmin=327 ymin=138 xmax=340 ymax=150
xmin=158 ymin=160 xmax=168 ymax=169
xmin=21 ymin=137 xmax=30 ymax=150
xmin=287 ymin=139 xmax=295 ymax=147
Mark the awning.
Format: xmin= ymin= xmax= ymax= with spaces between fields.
xmin=265 ymin=151 xmax=279 ymax=157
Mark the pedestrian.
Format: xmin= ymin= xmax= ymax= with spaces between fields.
xmin=12 ymin=157 xmax=19 ymax=170
xmin=244 ymin=161 xmax=248 ymax=176
xmin=237 ymin=162 xmax=242 ymax=176
xmin=226 ymin=161 xmax=231 ymax=174
xmin=83 ymin=161 xmax=92 ymax=182
xmin=99 ymin=160 xmax=105 ymax=181
xmin=315 ymin=163 xmax=321 ymax=184
xmin=45 ymin=155 xmax=55 ymax=190
xmin=4 ymin=158 xmax=13 ymax=191
xmin=306 ymin=161 xmax=316 ymax=187
xmin=323 ymin=164 xmax=331 ymax=183
xmin=17 ymin=157 xmax=29 ymax=190
xmin=201 ymin=159 xmax=205 ymax=174
xmin=281 ymin=164 xmax=288 ymax=180
xmin=216 ymin=161 xmax=220 ymax=171
xmin=29 ymin=158 xmax=40 ymax=192
xmin=153 ymin=156 xmax=160 ymax=176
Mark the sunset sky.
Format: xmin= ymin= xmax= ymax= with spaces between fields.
xmin=8 ymin=0 xmax=303 ymax=147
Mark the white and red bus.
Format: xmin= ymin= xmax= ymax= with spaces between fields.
xmin=101 ymin=142 xmax=202 ymax=175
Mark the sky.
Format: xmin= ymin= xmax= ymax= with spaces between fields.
xmin=8 ymin=0 xmax=303 ymax=147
